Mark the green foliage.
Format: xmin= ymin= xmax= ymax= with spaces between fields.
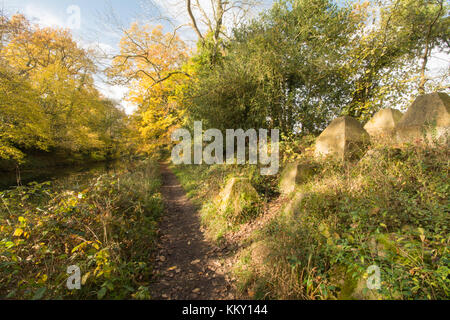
xmin=0 ymin=160 xmax=163 ymax=299
xmin=0 ymin=14 xmax=129 ymax=165
xmin=171 ymin=164 xmax=234 ymax=241
xmin=238 ymin=142 xmax=449 ymax=300
xmin=186 ymin=0 xmax=359 ymax=135
xmin=171 ymin=163 xmax=278 ymax=242
xmin=0 ymin=66 xmax=50 ymax=161
xmin=184 ymin=0 xmax=449 ymax=136
xmin=342 ymin=0 xmax=449 ymax=119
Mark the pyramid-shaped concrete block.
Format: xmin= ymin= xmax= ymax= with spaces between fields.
xmin=217 ymin=177 xmax=259 ymax=219
xmin=279 ymin=162 xmax=317 ymax=194
xmin=396 ymin=92 xmax=450 ymax=144
xmin=364 ymin=108 xmax=403 ymax=138
xmin=315 ymin=116 xmax=370 ymax=160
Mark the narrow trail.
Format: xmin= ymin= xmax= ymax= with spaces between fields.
xmin=151 ymin=164 xmax=235 ymax=300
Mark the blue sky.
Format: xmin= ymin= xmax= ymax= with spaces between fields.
xmin=4 ymin=1 xmax=161 ymax=49
xmin=2 ymin=1 xmax=274 ymax=113
xmin=3 ymin=1 xmax=176 ymax=113
xmin=3 ymin=0 xmax=271 ymax=47
xmin=3 ymin=1 xmax=448 ymax=113
xmin=5 ymin=0 xmax=140 ymax=28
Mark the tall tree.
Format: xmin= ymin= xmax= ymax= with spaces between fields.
xmin=0 ymin=14 xmax=127 ymax=162
xmin=185 ymin=0 xmax=259 ymax=64
xmin=385 ymin=0 xmax=449 ymax=94
xmin=108 ymin=23 xmax=190 ymax=154
xmin=0 ymin=65 xmax=50 ymax=161
xmin=186 ymin=0 xmax=360 ymax=134
xmin=343 ymin=0 xmax=449 ymax=119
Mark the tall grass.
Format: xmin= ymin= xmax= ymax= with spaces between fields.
xmin=171 ymin=141 xmax=449 ymax=300
xmin=238 ymin=142 xmax=449 ymax=300
xmin=171 ymin=163 xmax=278 ymax=242
xmin=0 ymin=160 xmax=163 ymax=300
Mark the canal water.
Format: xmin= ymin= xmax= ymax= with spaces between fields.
xmin=0 ymin=160 xmax=125 ymax=191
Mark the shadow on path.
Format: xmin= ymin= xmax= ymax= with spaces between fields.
xmin=151 ymin=164 xmax=234 ymax=300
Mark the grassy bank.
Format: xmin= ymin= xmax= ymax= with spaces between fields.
xmin=171 ymin=142 xmax=449 ymax=300
xmin=0 ymin=160 xmax=163 ymax=299
xmin=171 ymin=164 xmax=279 ymax=242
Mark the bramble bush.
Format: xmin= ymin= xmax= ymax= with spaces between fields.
xmin=172 ymin=140 xmax=449 ymax=300
xmin=172 ymin=163 xmax=278 ymax=242
xmin=0 ymin=160 xmax=163 ymax=300
xmin=238 ymin=141 xmax=449 ymax=300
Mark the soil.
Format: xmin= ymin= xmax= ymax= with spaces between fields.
xmin=151 ymin=164 xmax=235 ymax=300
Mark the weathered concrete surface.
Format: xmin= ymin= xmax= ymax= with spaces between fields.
xmin=279 ymin=162 xmax=317 ymax=194
xmin=396 ymin=92 xmax=450 ymax=144
xmin=315 ymin=116 xmax=370 ymax=160
xmin=218 ymin=177 xmax=260 ymax=223
xmin=364 ymin=108 xmax=403 ymax=138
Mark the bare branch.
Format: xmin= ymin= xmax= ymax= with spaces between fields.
xmin=187 ymin=0 xmax=205 ymax=42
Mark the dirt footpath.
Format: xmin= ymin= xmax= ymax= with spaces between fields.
xmin=151 ymin=164 xmax=235 ymax=300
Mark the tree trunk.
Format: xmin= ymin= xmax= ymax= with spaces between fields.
xmin=418 ymin=0 xmax=444 ymax=95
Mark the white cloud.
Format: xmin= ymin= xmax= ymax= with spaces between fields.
xmin=97 ymin=83 xmax=137 ymax=115
xmin=23 ymin=4 xmax=66 ymax=29
xmin=428 ymin=49 xmax=450 ymax=74
xmin=140 ymin=0 xmax=266 ymax=42
xmin=79 ymin=40 xmax=116 ymax=56
xmin=427 ymin=49 xmax=450 ymax=90
xmin=7 ymin=3 xmax=137 ymax=114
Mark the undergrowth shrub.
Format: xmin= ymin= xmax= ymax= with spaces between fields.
xmin=171 ymin=164 xmax=277 ymax=241
xmin=236 ymin=142 xmax=449 ymax=300
xmin=0 ymin=160 xmax=163 ymax=300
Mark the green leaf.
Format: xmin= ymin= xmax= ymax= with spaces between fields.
xmin=123 ymin=285 xmax=135 ymax=292
xmin=32 ymin=287 xmax=47 ymax=300
xmin=97 ymin=287 xmax=107 ymax=299
xmin=6 ymin=290 xmax=16 ymax=299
